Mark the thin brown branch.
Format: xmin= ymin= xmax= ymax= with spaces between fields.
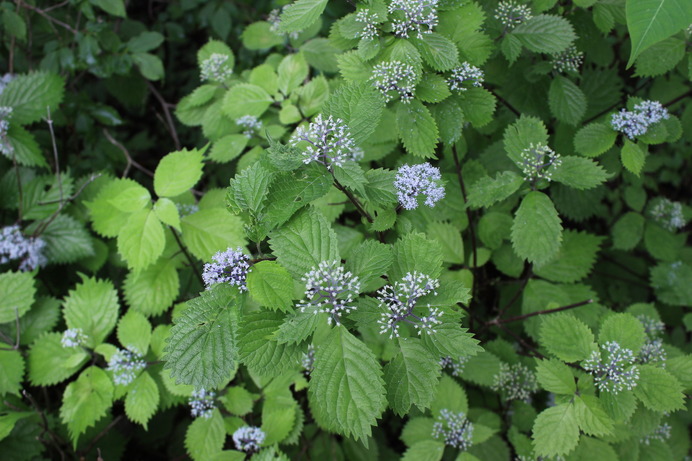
xmin=102 ymin=129 xmax=154 ymax=178
xmin=147 ymin=81 xmax=181 ymax=150
xmin=170 ymin=227 xmax=204 ymax=286
xmin=22 ymin=390 xmax=68 ymax=460
xmin=488 ymin=88 xmax=520 ymax=116
xmin=78 ymin=415 xmax=124 ymax=458
xmin=14 ymin=0 xmax=77 ymax=35
xmin=489 ymin=299 xmax=593 ymax=326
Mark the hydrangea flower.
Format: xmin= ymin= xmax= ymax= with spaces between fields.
xmin=200 ymin=53 xmax=233 ymax=83
xmin=189 ymin=388 xmax=216 ymax=419
xmin=61 ymin=328 xmax=87 ymax=348
xmin=202 ymin=247 xmax=250 ymax=291
xmin=232 ymin=426 xmax=266 ymax=453
xmin=582 ymin=341 xmax=640 ymax=394
xmin=370 ymin=61 xmax=417 ymax=103
xmin=355 ymin=8 xmax=380 ymax=40
xmin=650 ymin=198 xmax=686 ymax=231
xmin=1 ymin=106 xmax=14 ymax=157
xmin=448 ymin=63 xmax=484 ymax=92
xmin=235 ymin=115 xmax=263 ymax=139
xmin=432 ymin=409 xmax=474 ymax=450
xmin=551 ymin=45 xmax=584 ymax=73
xmin=107 ymin=349 xmax=146 ymax=386
xmin=290 ymin=115 xmax=360 ymax=169
xmin=494 ymin=0 xmax=533 ymax=29
xmin=519 ymin=143 xmax=562 ymax=182
xmin=611 ymin=100 xmax=669 ymax=139
xmin=394 ymin=163 xmax=445 ymax=210
xmin=491 ymin=363 xmax=539 ymax=402
xmin=0 ymin=224 xmax=47 ymax=271
xmin=439 ymin=356 xmax=468 ymax=377
xmin=388 ymin=0 xmax=439 ymax=39
xmin=377 ymin=271 xmax=441 ymax=338
xmin=297 ymin=261 xmax=361 ymax=325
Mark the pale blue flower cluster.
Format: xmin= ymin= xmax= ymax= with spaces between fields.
xmin=377 ymin=271 xmax=441 ymax=338
xmin=611 ymin=100 xmax=669 ymax=139
xmin=388 ymin=0 xmax=439 ymax=39
xmin=640 ymin=422 xmax=671 ymax=445
xmin=61 ymin=328 xmax=87 ymax=348
xmin=448 ymin=63 xmax=484 ymax=92
xmin=650 ymin=198 xmax=686 ymax=231
xmin=440 ymin=356 xmax=468 ymax=377
xmin=189 ymin=388 xmax=216 ymax=419
xmin=200 ymin=53 xmax=233 ymax=83
xmin=491 ymin=363 xmax=538 ymax=402
xmin=176 ymin=202 xmax=199 ymax=217
xmin=432 ymin=409 xmax=474 ymax=450
xmin=355 ymin=8 xmax=380 ymax=40
xmin=0 ymin=74 xmax=14 ymax=95
xmin=107 ymin=349 xmax=146 ymax=386
xmin=583 ymin=341 xmax=639 ymax=394
xmin=202 ymin=247 xmax=250 ymax=291
xmin=301 ymin=344 xmax=315 ymax=374
xmin=233 ymin=426 xmax=266 ymax=453
xmin=290 ymin=114 xmax=359 ymax=169
xmin=638 ymin=339 xmax=666 ymax=367
xmin=494 ymin=0 xmax=533 ymax=29
xmin=370 ymin=60 xmax=417 ymax=103
xmin=298 ymin=261 xmax=361 ymax=325
xmin=236 ymin=115 xmax=263 ymax=139
xmin=0 ymin=225 xmax=47 ymax=271
xmin=0 ymin=106 xmax=14 ymax=157
xmin=551 ymin=45 xmax=584 ymax=73
xmin=520 ymin=143 xmax=562 ymax=182
xmin=637 ymin=314 xmax=665 ymax=338
xmin=394 ymin=163 xmax=445 ymax=210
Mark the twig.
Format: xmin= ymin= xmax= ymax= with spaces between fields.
xmin=22 ymin=390 xmax=67 ymax=461
xmin=451 ymin=145 xmax=478 ymax=296
xmin=14 ymin=0 xmax=77 ymax=35
xmin=488 ymin=89 xmax=520 ymax=116
xmin=170 ymin=227 xmax=204 ymax=286
xmin=495 ymin=268 xmax=531 ymax=319
xmin=488 ymin=299 xmax=593 ymax=326
xmin=494 ymin=322 xmax=545 ymax=359
xmin=146 ymin=81 xmax=181 ymax=150
xmin=78 ymin=414 xmax=124 ymax=458
xmin=663 ymin=89 xmax=692 ymax=108
xmin=37 ymin=172 xmax=102 ymax=205
xmin=46 ymin=108 xmax=64 ymax=206
xmin=102 ymin=129 xmax=154 ymax=178
xmin=331 ymin=176 xmax=373 ymax=223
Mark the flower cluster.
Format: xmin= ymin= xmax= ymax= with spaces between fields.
xmin=650 ymin=198 xmax=686 ymax=231
xmin=447 ymin=63 xmax=484 ymax=92
xmin=236 ymin=115 xmax=263 ymax=139
xmin=638 ymin=339 xmax=667 ymax=367
xmin=582 ymin=341 xmax=640 ymax=394
xmin=388 ymin=0 xmax=439 ymax=39
xmin=1 ymin=106 xmax=14 ymax=157
xmin=637 ymin=314 xmax=665 ymax=338
xmin=176 ymin=203 xmax=199 ymax=217
xmin=355 ymin=8 xmax=380 ymax=40
xmin=268 ymin=8 xmax=300 ymax=40
xmin=440 ymin=356 xmax=468 ymax=377
xmin=290 ymin=115 xmax=360 ymax=170
xmin=61 ymin=328 xmax=87 ymax=348
xmin=0 ymin=74 xmax=14 ymax=95
xmin=432 ymin=409 xmax=474 ymax=451
xmin=202 ymin=247 xmax=250 ymax=291
xmin=200 ymin=53 xmax=233 ymax=83
xmin=519 ymin=143 xmax=562 ymax=182
xmin=376 ymin=271 xmax=441 ymax=338
xmin=370 ymin=61 xmax=417 ymax=103
xmin=491 ymin=363 xmax=539 ymax=402
xmin=301 ymin=344 xmax=315 ymax=374
xmin=189 ymin=388 xmax=216 ymax=419
xmin=494 ymin=1 xmax=533 ymax=29
xmin=640 ymin=422 xmax=671 ymax=445
xmin=551 ymin=45 xmax=584 ymax=73
xmin=232 ymin=426 xmax=266 ymax=453
xmin=107 ymin=349 xmax=146 ymax=386
xmin=394 ymin=162 xmax=445 ymax=210
xmin=0 ymin=225 xmax=47 ymax=271
xmin=297 ymin=261 xmax=361 ymax=325
xmin=611 ymin=100 xmax=669 ymax=139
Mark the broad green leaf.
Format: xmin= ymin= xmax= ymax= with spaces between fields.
xmin=5 ymin=125 xmax=45 ymax=166
xmin=263 ymin=165 xmax=332 ymax=227
xmin=512 ymin=15 xmax=576 ymax=54
xmin=458 ymin=351 xmax=502 ymax=387
xmin=633 ymin=364 xmax=685 ymax=412
xmin=574 ymin=123 xmax=617 ymax=158
xmin=539 ymin=313 xmax=595 ymax=362
xmin=612 ymin=212 xmax=645 ymax=250
xmin=323 ymin=82 xmax=385 ymax=144
xmin=0 ymin=72 xmax=65 ymax=125
xmin=0 ymin=412 xmax=33 ymax=442
xmin=309 ymin=326 xmax=386 ymax=441
xmin=429 ymin=98 xmax=464 ymax=145
xmin=242 ymin=22 xmax=285 ymax=50
xmin=363 ymin=169 xmax=398 ymax=206
xmin=40 ymin=214 xmax=94 ymax=264
xmin=123 ymin=258 xmax=179 ymax=317
xmin=345 ymin=240 xmax=393 ymax=291
xmin=533 ymin=230 xmax=602 ymax=283
xmin=154 ymin=198 xmax=181 ymax=231
xmin=333 ymin=162 xmax=367 ymax=196
xmin=132 ymin=53 xmax=164 ymax=80
xmin=412 ymin=33 xmax=459 ymax=71
xmin=278 ymin=0 xmax=328 ymax=34
xmin=127 ymin=31 xmax=164 ymax=53
xmin=154 ymin=147 xmax=205 ymax=198
xmin=390 ymin=232 xmax=443 ymax=281
xmin=600 ymin=390 xmax=637 ymax=422
xmin=384 ymin=338 xmax=441 ymax=415
xmin=227 ymin=162 xmax=273 ymax=215
xmin=426 ymin=221 xmax=464 ymax=264
xmin=275 ymin=311 xmax=321 ymax=344
xmin=416 ymin=74 xmax=452 ymax=104
xmin=28 ymin=332 xmax=88 ymax=385
xmin=117 ymin=311 xmax=152 ymax=356
xmin=125 ymin=371 xmax=159 ymax=428
xmin=90 ymin=0 xmax=126 ymax=17
xmin=625 ymin=0 xmax=692 ymax=67
xmin=109 ymin=182 xmax=150 ymax=212
xmin=401 ymin=440 xmax=445 ymax=461
xmin=86 ymin=178 xmax=141 ymax=238
xmin=220 ymin=386 xmax=254 ymax=416
xmin=574 ymin=395 xmax=614 ymax=437
xmin=503 ymin=115 xmax=549 ymax=165
xmin=222 ymin=84 xmax=273 ymax=119
xmin=185 ymin=409 xmax=225 ymax=461
xmin=548 ymin=76 xmax=587 ymax=126
xmin=532 ymin=404 xmax=579 ymax=457
xmin=430 ymin=374 xmax=468 ymax=416
xmin=210 ymin=134 xmax=248 ymax=164
xmin=634 ymin=37 xmax=686 ymax=77
xmin=598 ymin=313 xmax=646 ymax=353
xmin=181 ymin=208 xmax=246 ymax=261
xmin=247 ymin=261 xmax=294 ymax=312
xmin=1 ymin=296 xmax=59 ymax=347
xmin=63 ymin=276 xmax=119 ymax=348
xmin=467 ymin=171 xmax=524 ymax=209
xmin=262 ymin=395 xmax=297 ymax=444
xmin=163 ymin=285 xmax=240 ymax=389
xmin=455 ymin=88 xmax=496 ymax=127
xmin=511 ymin=191 xmax=562 ymax=266
xmin=60 ymin=366 xmax=114 ymax=446
xmin=535 ymin=358 xmax=575 ymax=395
xmin=117 ymin=208 xmax=165 ymax=271
xmin=620 ymin=139 xmax=646 ymax=176
xmin=0 ymin=271 xmax=35 ymax=324
xmin=651 ymin=261 xmax=692 ymax=306
xmin=478 ymin=212 xmax=513 ymax=250
xmin=278 ymin=53 xmax=309 ymax=96
xmin=0 ymin=350 xmax=23 ymax=396
xmin=421 ymin=318 xmax=482 ymax=359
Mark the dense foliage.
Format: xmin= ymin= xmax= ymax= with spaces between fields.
xmin=1 ymin=0 xmax=691 ymax=460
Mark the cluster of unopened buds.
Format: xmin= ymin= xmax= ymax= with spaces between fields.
xmin=200 ymin=53 xmax=233 ymax=83
xmin=494 ymin=0 xmax=533 ymax=29
xmin=297 ymin=261 xmax=361 ymax=325
xmin=236 ymin=115 xmax=263 ymax=139
xmin=520 ymin=143 xmax=562 ymax=182
xmin=582 ymin=341 xmax=640 ymax=394
xmin=355 ymin=8 xmax=380 ymax=40
xmin=61 ymin=328 xmax=88 ymax=348
xmin=432 ymin=409 xmax=474 ymax=450
xmin=189 ymin=388 xmax=216 ymax=419
xmin=202 ymin=247 xmax=251 ymax=291
xmin=394 ymin=162 xmax=445 ymax=210
xmin=551 ymin=45 xmax=584 ymax=73
xmin=370 ymin=60 xmax=417 ymax=103
xmin=376 ymin=271 xmax=442 ymax=338
xmin=491 ymin=363 xmax=538 ymax=402
xmin=650 ymin=198 xmax=686 ymax=231
xmin=290 ymin=115 xmax=360 ymax=170
xmin=388 ymin=0 xmax=439 ymax=39
xmin=232 ymin=426 xmax=266 ymax=453
xmin=611 ymin=100 xmax=669 ymax=139
xmin=107 ymin=349 xmax=146 ymax=386
xmin=0 ymin=224 xmax=47 ymax=271
xmin=448 ymin=63 xmax=484 ymax=92
xmin=440 ymin=356 xmax=468 ymax=377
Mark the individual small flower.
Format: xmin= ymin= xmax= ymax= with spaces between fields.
xmin=377 ymin=271 xmax=441 ymax=338
xmin=200 ymin=53 xmax=233 ymax=83
xmin=491 ymin=363 xmax=539 ymax=402
xmin=519 ymin=143 xmax=562 ymax=182
xmin=582 ymin=341 xmax=640 ymax=394
xmin=236 ymin=115 xmax=263 ymax=139
xmin=447 ymin=63 xmax=484 ymax=92
xmin=432 ymin=409 xmax=474 ymax=451
xmin=233 ymin=426 xmax=266 ymax=453
xmin=268 ymin=8 xmax=300 ymax=39
xmin=202 ymin=247 xmax=250 ymax=291
xmin=61 ymin=328 xmax=87 ymax=348
xmin=370 ymin=61 xmax=418 ymax=103
xmin=494 ymin=0 xmax=533 ymax=29
xmin=440 ymin=356 xmax=468 ymax=377
xmin=551 ymin=45 xmax=584 ymax=73
xmin=297 ymin=261 xmax=361 ymax=325
xmin=650 ymin=198 xmax=686 ymax=231
xmin=107 ymin=349 xmax=146 ymax=386
xmin=301 ymin=344 xmax=315 ymax=374
xmin=640 ymin=422 xmax=671 ymax=445
xmin=176 ymin=203 xmax=199 ymax=217
xmin=636 ymin=314 xmax=665 ymax=338
xmin=0 ymin=224 xmax=47 ymax=271
xmin=355 ymin=8 xmax=380 ymax=40
xmin=394 ymin=163 xmax=445 ymax=210
xmin=638 ymin=339 xmax=667 ymax=367
xmin=290 ymin=114 xmax=360 ymax=169
xmin=388 ymin=0 xmax=439 ymax=39
xmin=0 ymin=106 xmax=14 ymax=157
xmin=189 ymin=388 xmax=216 ymax=419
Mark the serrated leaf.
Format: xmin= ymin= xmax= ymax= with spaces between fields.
xmin=333 ymin=162 xmax=367 ymax=196
xmin=396 ymin=100 xmax=439 ymax=158
xmin=185 ymin=409 xmax=225 ymax=461
xmin=154 ymin=198 xmax=181 ymax=231
xmin=117 ymin=310 xmax=152 ymax=356
xmin=163 ymin=285 xmax=239 ymax=389
xmin=210 ymin=134 xmax=248 ymax=164
xmin=278 ymin=0 xmax=328 ymax=34
xmin=430 ymin=374 xmax=468 ymax=416
xmin=511 ymin=191 xmax=562 ymax=266
xmin=40 ymin=214 xmax=94 ymax=264
xmin=220 ymin=387 xmax=254 ymax=416
xmin=412 ymin=33 xmax=459 ymax=71
xmin=181 ymin=208 xmax=246 ymax=261
xmin=539 ymin=313 xmax=595 ymax=362
xmin=275 ymin=311 xmax=321 ymax=344
xmin=390 ymin=232 xmax=443 ymax=281
xmin=535 ymin=358 xmax=575 ymax=395
xmin=60 ymin=367 xmax=114 ymax=446
xmin=421 ymin=318 xmax=482 ymax=359
xmin=574 ymin=123 xmax=617 ymax=158
xmin=598 ymin=313 xmax=646 ymax=353
xmin=154 ymin=148 xmax=205 ymax=198
xmin=552 ymin=156 xmax=607 ymax=190
xmin=309 ymin=326 xmax=386 ymax=441
xmin=574 ymin=395 xmax=614 ymax=437
xmin=532 ymin=404 xmax=579 ymax=457
xmin=323 ymin=82 xmax=385 ymax=144
xmin=86 ymin=178 xmax=140 ymax=238
xmin=278 ymin=53 xmax=309 ymax=96
xmin=620 ymin=139 xmax=646 ymax=176
xmin=548 ymin=76 xmax=587 ymax=126
xmin=227 ymin=162 xmax=273 ymax=216
xmin=467 ymin=171 xmax=524 ymax=209
xmin=343 ymin=240 xmax=393 ymax=291
xmin=426 ymin=221 xmax=464 ymax=264
xmin=512 ymin=15 xmax=576 ymax=54
xmin=5 ymin=125 xmax=45 ymax=166
xmin=117 ymin=208 xmax=165 ymax=271
xmin=247 ymin=261 xmax=294 ymax=312
xmin=0 ymin=271 xmax=35 ymax=324
xmin=401 ymin=440 xmax=445 ymax=461
xmin=363 ymin=169 xmax=398 ymax=206
xmin=125 ymin=371 xmax=159 ymax=428
xmin=612 ymin=212 xmax=644 ymax=250
xmin=503 ymin=115 xmax=549 ymax=165
xmin=634 ymin=37 xmax=685 ymax=77
xmin=263 ymin=165 xmax=332 ymax=228
xmin=0 ymin=72 xmax=65 ymax=125
xmin=124 ymin=258 xmax=179 ymax=317
xmin=533 ymin=230 xmax=602 ymax=283
xmin=222 ymin=84 xmax=273 ymax=119
xmin=262 ymin=396 xmax=297 ymax=445
xmin=2 ymin=296 xmax=60 ymax=347
xmin=109 ymin=182 xmax=151 ymax=212
xmin=633 ymin=364 xmax=685 ymax=412
xmin=0 ymin=350 xmax=23 ymax=396
xmin=28 ymin=332 xmax=88 ymax=385
xmin=63 ymin=276 xmax=119 ymax=348
xmin=600 ymin=390 xmax=637 ymax=422
xmin=384 ymin=338 xmax=441 ymax=415
xmin=455 ymin=87 xmax=496 ymax=127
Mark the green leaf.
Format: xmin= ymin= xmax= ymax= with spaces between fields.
xmin=60 ymin=367 xmax=114 ymax=446
xmin=210 ymin=134 xmax=248 ymax=164
xmin=333 ymin=162 xmax=367 ymax=196
xmin=549 ymin=76 xmax=587 ymax=126
xmin=153 ymin=198 xmax=181 ymax=231
xmin=247 ymin=261 xmax=294 ymax=312
xmin=127 ymin=31 xmax=164 ymax=53
xmin=503 ymin=115 xmax=549 ymax=165
xmin=275 ymin=311 xmax=321 ymax=344
xmin=574 ymin=123 xmax=617 ymax=158
xmin=620 ymin=139 xmax=646 ymax=176
xmin=535 ymin=358 xmax=576 ymax=395
xmin=163 ymin=285 xmax=240 ymax=389
xmin=431 ymin=375 xmax=468 ymax=416
xmin=40 ymin=214 xmax=95 ymax=264
xmin=262 ymin=395 xmax=297 ymax=445
xmin=86 ymin=178 xmax=140 ymax=238
xmin=125 ymin=371 xmax=159 ymax=428
xmin=532 ymin=404 xmax=579 ymax=457
xmin=574 ymin=395 xmax=614 ymax=437
xmin=63 ymin=276 xmax=119 ymax=348
xmin=0 ymin=350 xmax=23 ymax=396
xmin=154 ymin=147 xmax=205 ymax=198
xmin=309 ymin=326 xmax=386 ymax=441
xmin=598 ymin=313 xmax=646 ymax=353
xmin=227 ymin=162 xmax=273 ymax=216
xmin=345 ymin=240 xmax=393 ymax=291
xmin=132 ymin=53 xmax=164 ymax=80
xmin=416 ymin=74 xmax=452 ymax=104
xmin=0 ymin=412 xmax=32 ymax=442
xmin=222 ymin=83 xmax=273 ymax=119
xmin=412 ymin=33 xmax=459 ymax=71
xmin=600 ymin=390 xmax=637 ymax=422
xmin=539 ymin=313 xmax=595 ymax=362
xmin=455 ymin=88 xmax=496 ymax=127
xmin=533 ymin=230 xmax=602 ymax=283
xmin=612 ymin=212 xmax=645 ymax=250
xmin=634 ymin=37 xmax=686 ymax=77
xmin=363 ymin=169 xmax=398 ymax=206
xmin=384 ymin=338 xmax=441 ymax=415
xmin=467 ymin=171 xmax=524 ymax=209
xmin=117 ymin=311 xmax=152 ymax=356
xmin=124 ymin=258 xmax=179 ymax=317
xmin=426 ymin=221 xmax=464 ymax=265
xmin=421 ymin=317 xmax=482 ymax=359
xmin=4 ymin=125 xmax=45 ymax=167
xmin=323 ymin=82 xmax=385 ymax=144
xmin=625 ymin=0 xmax=692 ymax=67
xmin=634 ymin=365 xmax=685 ymax=412
xmin=181 ymin=208 xmax=246 ymax=261
xmin=278 ymin=0 xmax=328 ymax=34
xmin=263 ymin=166 xmax=332 ymax=228
xmin=242 ymin=22 xmax=285 ymax=50
xmin=2 ymin=10 xmax=26 ymax=41
xmin=401 ymin=440 xmax=445 ymax=461
xmin=117 ymin=208 xmax=165 ymax=271
xmin=511 ymin=191 xmax=562 ymax=266
xmin=650 ymin=261 xmax=692 ymax=306
xmin=390 ymin=232 xmax=443 ymax=281
xmin=109 ymin=182 xmax=151 ymax=212
xmin=0 ymin=72 xmax=65 ymax=125
xmin=220 ymin=386 xmax=254 ymax=415
xmin=0 ymin=271 xmax=35 ymax=324
xmin=90 ymin=0 xmax=126 ymax=17
xmin=185 ymin=409 xmax=225 ymax=461
xmin=278 ymin=53 xmax=309 ymax=96
xmin=269 ymin=207 xmax=339 ymax=279
xmin=512 ymin=15 xmax=577 ymax=54
xmin=28 ymin=332 xmax=88 ymax=385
